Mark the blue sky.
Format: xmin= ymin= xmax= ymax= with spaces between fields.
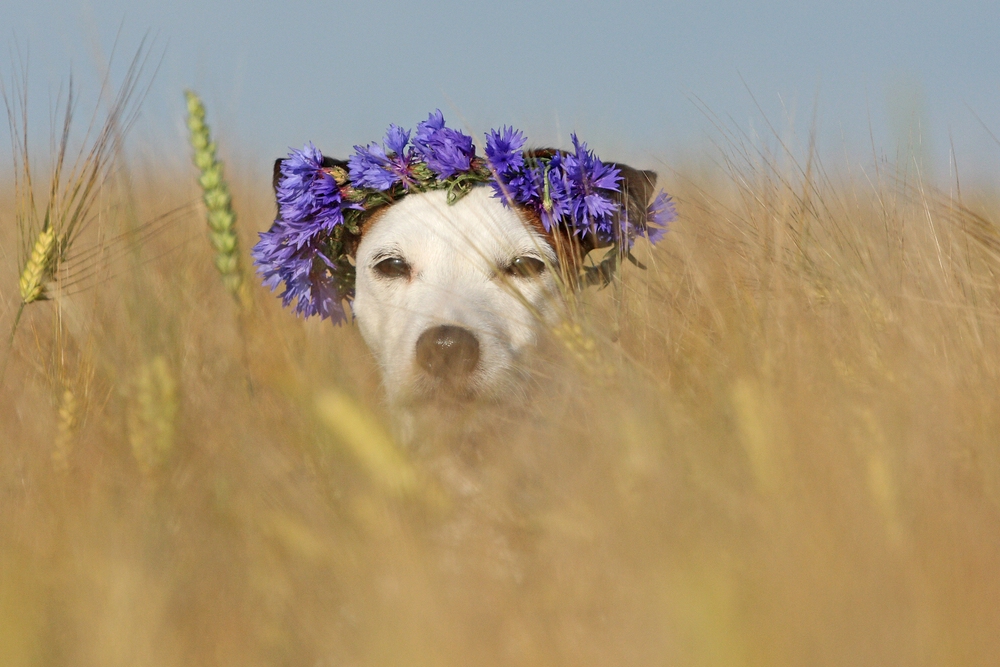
xmin=4 ymin=1 xmax=1000 ymax=181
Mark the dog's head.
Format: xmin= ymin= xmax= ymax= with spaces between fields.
xmin=267 ymin=143 xmax=661 ymax=408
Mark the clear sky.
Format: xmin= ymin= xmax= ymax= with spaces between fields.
xmin=3 ymin=1 xmax=1000 ymax=181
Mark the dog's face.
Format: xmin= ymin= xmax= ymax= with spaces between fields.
xmin=351 ymin=187 xmax=561 ymax=407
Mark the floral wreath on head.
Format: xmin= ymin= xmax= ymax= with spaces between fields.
xmin=252 ymin=110 xmax=677 ymax=324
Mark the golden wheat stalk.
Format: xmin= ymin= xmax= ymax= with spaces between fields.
xmin=314 ymin=389 xmax=418 ymax=494
xmin=312 ymin=389 xmax=448 ymax=509
xmin=185 ymin=90 xmax=251 ymax=310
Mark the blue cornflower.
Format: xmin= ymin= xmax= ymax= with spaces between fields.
xmin=645 ymin=190 xmax=676 ymax=244
xmin=252 ymin=143 xmax=354 ymax=322
xmin=484 ymin=126 xmax=526 ymax=176
xmin=251 ymin=226 xmax=347 ymax=323
xmin=274 ymin=143 xmax=351 ymax=249
xmin=562 ymin=134 xmax=621 ymax=240
xmin=491 ymin=163 xmax=537 ymax=207
xmin=489 ymin=150 xmax=571 ymax=231
xmin=349 ymin=143 xmax=397 ymax=191
xmin=348 ymin=124 xmax=418 ymax=191
xmin=491 ymin=160 xmax=538 ymax=205
xmin=539 ymin=153 xmax=572 ymax=232
xmin=412 ymin=110 xmax=476 ymax=179
xmin=384 ymin=123 xmax=410 ymax=155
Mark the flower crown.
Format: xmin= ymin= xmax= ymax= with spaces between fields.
xmin=252 ymin=110 xmax=676 ymax=324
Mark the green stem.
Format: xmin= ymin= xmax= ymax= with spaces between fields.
xmin=0 ymin=302 xmax=26 ymax=384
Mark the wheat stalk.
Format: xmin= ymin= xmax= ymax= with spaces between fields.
xmin=185 ymin=90 xmax=250 ymax=309
xmin=314 ymin=389 xmax=429 ymax=501
xmin=315 ymin=389 xmax=418 ymax=495
xmin=1 ymin=42 xmax=156 ymax=381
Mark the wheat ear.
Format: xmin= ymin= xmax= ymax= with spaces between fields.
xmin=185 ymin=91 xmax=250 ymax=309
xmin=128 ymin=356 xmax=178 ymax=473
xmin=52 ymin=388 xmax=78 ymax=471
xmin=2 ymin=226 xmax=57 ymax=378
xmin=18 ymin=226 xmax=56 ymax=304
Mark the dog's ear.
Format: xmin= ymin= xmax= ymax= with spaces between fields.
xmin=613 ymin=163 xmax=658 ymax=229
xmin=272 ymin=158 xmax=285 ymax=194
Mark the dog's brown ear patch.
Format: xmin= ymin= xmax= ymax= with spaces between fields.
xmin=272 ymin=158 xmax=284 ymax=193
xmin=614 ymin=164 xmax=658 ymax=231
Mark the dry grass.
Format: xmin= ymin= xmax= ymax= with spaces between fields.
xmin=1 ymin=127 xmax=999 ymax=666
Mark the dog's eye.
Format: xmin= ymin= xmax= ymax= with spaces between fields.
xmin=373 ymin=257 xmax=411 ymax=279
xmin=505 ymin=256 xmax=546 ymax=278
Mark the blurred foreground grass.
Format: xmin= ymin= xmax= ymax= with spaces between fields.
xmin=1 ymin=135 xmax=999 ymax=666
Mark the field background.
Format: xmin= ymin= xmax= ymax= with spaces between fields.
xmin=3 ymin=0 xmax=1000 ymax=657
xmin=2 ymin=77 xmax=1000 ymax=665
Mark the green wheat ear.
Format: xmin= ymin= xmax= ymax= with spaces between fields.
xmin=128 ymin=356 xmax=178 ymax=473
xmin=185 ymin=90 xmax=251 ymax=310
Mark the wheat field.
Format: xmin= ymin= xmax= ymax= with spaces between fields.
xmin=2 ymin=90 xmax=999 ymax=666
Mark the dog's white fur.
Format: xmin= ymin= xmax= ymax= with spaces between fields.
xmin=352 ymin=187 xmax=561 ymax=407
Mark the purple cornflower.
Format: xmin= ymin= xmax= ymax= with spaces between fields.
xmin=645 ymin=190 xmax=676 ymax=244
xmin=491 ymin=162 xmax=538 ymax=207
xmin=562 ymin=134 xmax=621 ymax=241
xmin=275 ymin=143 xmax=346 ymax=246
xmin=511 ymin=167 xmax=542 ymax=202
xmin=384 ymin=123 xmax=410 ymax=155
xmin=252 ymin=143 xmax=354 ymax=322
xmin=348 ymin=124 xmax=418 ymax=191
xmin=489 ymin=150 xmax=571 ymax=231
xmin=412 ymin=110 xmax=476 ymax=179
xmin=537 ymin=152 xmax=572 ymax=232
xmin=484 ymin=126 xmax=526 ymax=176
xmin=251 ymin=227 xmax=347 ymax=322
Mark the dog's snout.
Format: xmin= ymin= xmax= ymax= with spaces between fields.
xmin=416 ymin=325 xmax=480 ymax=379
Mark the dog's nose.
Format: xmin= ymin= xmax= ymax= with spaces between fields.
xmin=416 ymin=325 xmax=480 ymax=379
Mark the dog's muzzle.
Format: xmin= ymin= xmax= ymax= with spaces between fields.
xmin=415 ymin=325 xmax=480 ymax=380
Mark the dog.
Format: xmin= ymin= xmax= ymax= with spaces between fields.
xmin=270 ymin=152 xmax=659 ymax=416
